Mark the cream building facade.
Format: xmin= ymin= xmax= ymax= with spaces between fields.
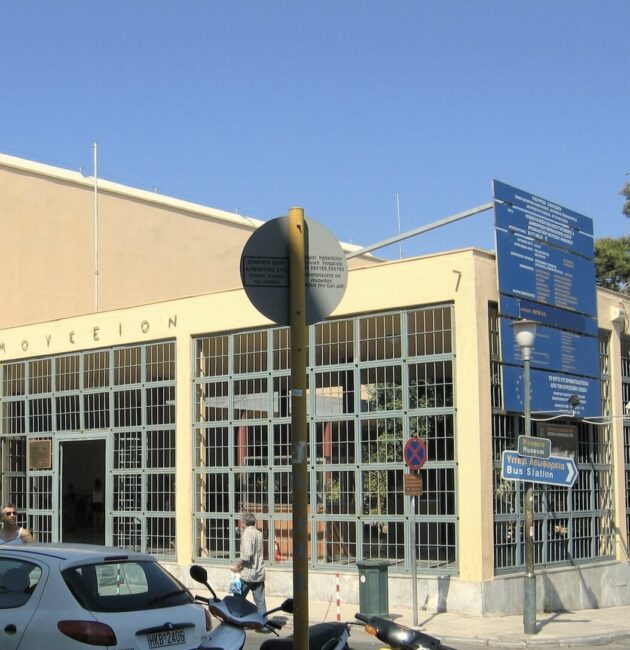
xmin=1 ymin=154 xmax=629 ymax=615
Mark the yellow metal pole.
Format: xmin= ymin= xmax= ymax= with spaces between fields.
xmin=289 ymin=206 xmax=309 ymax=648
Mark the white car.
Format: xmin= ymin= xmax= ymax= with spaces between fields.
xmin=0 ymin=544 xmax=211 ymax=650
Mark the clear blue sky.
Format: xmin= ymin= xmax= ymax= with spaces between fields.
xmin=1 ymin=1 xmax=628 ymax=259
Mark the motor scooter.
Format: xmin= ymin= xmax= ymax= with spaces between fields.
xmin=190 ymin=564 xmax=288 ymax=648
xmin=190 ymin=564 xmax=350 ymax=650
xmin=258 ymin=598 xmax=350 ymax=650
xmin=355 ymin=612 xmax=443 ymax=649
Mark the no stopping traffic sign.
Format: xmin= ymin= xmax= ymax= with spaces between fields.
xmin=403 ymin=437 xmax=427 ymax=470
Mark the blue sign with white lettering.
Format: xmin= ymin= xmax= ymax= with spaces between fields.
xmin=493 ymin=180 xmax=593 ymax=236
xmin=502 ymin=365 xmax=600 ymax=418
xmin=500 ymin=318 xmax=599 ymax=378
xmin=494 ymin=202 xmax=594 ymax=258
xmin=501 ymin=450 xmax=578 ymax=487
xmin=494 ymin=181 xmax=600 ymax=419
xmin=500 ymin=295 xmax=598 ymax=336
xmin=496 ymin=228 xmax=597 ymax=316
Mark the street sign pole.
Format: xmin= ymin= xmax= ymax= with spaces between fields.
xmin=410 ymin=491 xmax=418 ymax=626
xmin=403 ymin=438 xmax=427 ymax=628
xmin=523 ymin=346 xmax=536 ymax=635
xmin=240 ymin=209 xmax=348 ymax=648
xmin=289 ymin=206 xmax=309 ymax=649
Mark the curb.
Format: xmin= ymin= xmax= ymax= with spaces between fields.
xmin=441 ymin=631 xmax=630 ymax=648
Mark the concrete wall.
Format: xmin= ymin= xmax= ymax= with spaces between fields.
xmin=165 ymin=560 xmax=630 ymax=617
xmin=0 ymin=153 xmax=379 ymax=329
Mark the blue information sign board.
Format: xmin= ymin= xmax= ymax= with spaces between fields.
xmin=495 ymin=228 xmax=597 ymax=316
xmin=494 ymin=202 xmax=594 ymax=258
xmin=500 ymin=318 xmax=599 ymax=378
xmin=502 ymin=365 xmax=600 ymax=418
xmin=494 ymin=181 xmax=600 ymax=419
xmin=501 ymin=450 xmax=578 ymax=487
xmin=500 ymin=295 xmax=598 ymax=336
xmin=493 ymin=180 xmax=593 ymax=236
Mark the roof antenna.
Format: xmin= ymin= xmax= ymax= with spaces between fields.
xmin=93 ymin=142 xmax=99 ymax=312
xmin=395 ymin=192 xmax=403 ymax=259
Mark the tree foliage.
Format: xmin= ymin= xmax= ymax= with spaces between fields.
xmin=362 ymin=381 xmax=447 ymax=514
xmin=622 ymin=181 xmax=630 ymax=218
xmin=594 ymin=236 xmax=630 ymax=295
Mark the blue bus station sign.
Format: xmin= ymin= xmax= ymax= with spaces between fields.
xmin=501 ymin=450 xmax=578 ymax=487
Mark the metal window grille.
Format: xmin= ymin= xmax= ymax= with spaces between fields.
xmin=114 ymin=347 xmax=142 ymax=385
xmin=0 ymin=341 xmax=176 ymax=557
xmin=408 ymin=305 xmax=453 ymax=356
xmin=490 ymin=301 xmax=615 ymax=572
xmin=622 ymin=336 xmax=630 ymax=550
xmin=196 ymin=426 xmax=230 ymax=468
xmin=316 ymin=420 xmax=355 ymax=464
xmin=315 ymin=370 xmax=354 ymax=415
xmin=56 ymin=394 xmax=80 ymax=431
xmin=273 ymin=329 xmax=291 ymax=371
xmin=360 ymin=366 xmax=402 ymax=413
xmin=29 ymin=359 xmax=51 ymax=394
xmin=315 ymin=319 xmax=354 ymax=366
xmin=197 ymin=335 xmax=230 ymax=378
xmin=233 ymin=378 xmax=268 ymax=419
xmin=359 ymin=313 xmax=402 ymax=361
xmin=234 ymin=331 xmax=268 ymax=374
xmin=146 ymin=342 xmax=176 ymax=382
xmin=193 ymin=305 xmax=457 ymax=574
xmin=273 ymin=423 xmax=291 ymax=465
xmin=55 ymin=355 xmax=80 ymax=391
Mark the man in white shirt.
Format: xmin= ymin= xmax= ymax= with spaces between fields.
xmin=232 ymin=512 xmax=266 ymax=615
xmin=0 ymin=504 xmax=33 ymax=545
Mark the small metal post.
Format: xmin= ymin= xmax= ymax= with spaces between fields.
xmin=410 ymin=494 xmax=418 ymax=627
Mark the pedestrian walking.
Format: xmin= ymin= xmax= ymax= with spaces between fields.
xmin=232 ymin=512 xmax=267 ymax=616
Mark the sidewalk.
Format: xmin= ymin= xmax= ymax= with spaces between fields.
xmin=263 ymin=594 xmax=630 ymax=647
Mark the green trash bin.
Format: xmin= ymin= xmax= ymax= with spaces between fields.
xmin=357 ymin=560 xmax=389 ymax=616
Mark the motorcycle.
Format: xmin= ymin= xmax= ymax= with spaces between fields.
xmin=190 ymin=564 xmax=350 ymax=650
xmin=355 ymin=612 xmax=443 ymax=650
xmin=190 ymin=564 xmax=288 ymax=648
xmin=259 ymin=598 xmax=350 ymax=650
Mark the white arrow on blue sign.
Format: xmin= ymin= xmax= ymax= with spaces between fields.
xmin=501 ymin=450 xmax=577 ymax=488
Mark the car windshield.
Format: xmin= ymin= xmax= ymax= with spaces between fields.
xmin=0 ymin=559 xmax=42 ymax=609
xmin=62 ymin=560 xmax=193 ymax=612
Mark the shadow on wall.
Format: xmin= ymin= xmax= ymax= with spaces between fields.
xmin=542 ymin=566 xmax=598 ymax=613
xmin=437 ymin=575 xmax=450 ymax=613
xmin=615 ymin=527 xmax=630 ymax=561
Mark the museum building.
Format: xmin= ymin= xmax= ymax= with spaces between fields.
xmin=1 ymin=153 xmax=629 ymax=615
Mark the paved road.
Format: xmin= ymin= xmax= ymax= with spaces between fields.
xmin=243 ymin=626 xmax=452 ymax=649
xmin=243 ymin=627 xmax=630 ymax=649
